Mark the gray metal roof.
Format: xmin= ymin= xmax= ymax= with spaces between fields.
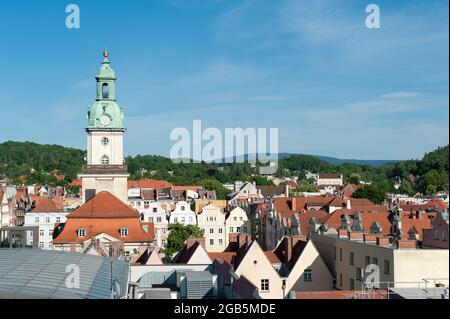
xmin=0 ymin=249 xmax=129 ymax=299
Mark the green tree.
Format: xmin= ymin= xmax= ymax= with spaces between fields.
xmin=399 ymin=180 xmax=415 ymax=196
xmin=352 ymin=184 xmax=386 ymax=205
xmin=164 ymin=223 xmax=203 ymax=258
xmin=198 ymin=178 xmax=229 ymax=199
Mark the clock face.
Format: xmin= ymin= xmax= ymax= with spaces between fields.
xmin=100 ymin=115 xmax=111 ymax=126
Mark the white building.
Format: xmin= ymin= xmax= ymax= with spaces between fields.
xmin=169 ymin=201 xmax=197 ymax=226
xmin=24 ymin=197 xmax=68 ymax=249
xmin=197 ymin=204 xmax=226 ymax=252
xmin=224 ymin=206 xmax=251 ymax=247
xmin=142 ymin=202 xmax=168 ymax=247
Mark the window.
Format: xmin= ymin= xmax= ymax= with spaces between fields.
xmin=46 ymin=217 xmax=50 ymax=223
xmin=339 ymin=248 xmax=343 ymax=261
xmin=365 ymin=256 xmax=371 ymax=267
xmin=144 ymin=201 xmax=150 ymax=205
xmin=39 ymin=242 xmax=44 ymax=248
xmin=39 ymin=229 xmax=44 ymax=236
xmin=350 ymin=278 xmax=355 ymax=290
xmin=236 ymin=227 xmax=241 ymax=233
xmin=153 ymin=207 xmax=157 ymax=213
xmin=350 ymin=252 xmax=354 ymax=266
xmin=229 ymin=227 xmax=234 ymax=233
xmin=218 ymin=228 xmax=223 ymax=234
xmin=304 ymin=269 xmax=312 ymax=282
xmin=356 ymin=268 xmax=363 ymax=281
xmin=149 ymin=217 xmax=154 ymax=222
xmin=77 ymin=228 xmax=86 ymax=237
xmin=157 ymin=217 xmax=162 ymax=223
xmin=173 ymin=217 xmax=178 ymax=223
xmin=260 ymin=279 xmax=269 ymax=292
xmin=140 ymin=213 xmax=144 ymax=221
xmin=209 ymin=239 xmax=214 ymax=245
xmin=240 ymin=217 xmax=243 ymax=221
xmin=233 ymin=217 xmax=237 ymax=221
xmin=120 ymin=227 xmax=128 ymax=237
xmin=101 ymin=155 xmax=109 ymax=165
xmin=372 ymin=257 xmax=378 ymax=265
xmin=56 ymin=217 xmax=61 ymax=223
xmin=34 ymin=217 xmax=39 ymax=223
xmin=243 ymin=226 xmax=248 ymax=233
xmin=219 ymin=239 xmax=223 ymax=245
xmin=48 ymin=229 xmax=53 ymax=236
xmin=339 ymin=273 xmax=343 ymax=287
xmin=101 ymin=137 xmax=109 ymax=145
xmin=181 ymin=217 xmax=185 ymax=223
xmin=210 ymin=228 xmax=214 ymax=234
xmin=384 ymin=260 xmax=390 ymax=275
xmin=181 ymin=206 xmax=185 ymax=211
xmin=102 ymin=83 xmax=109 ymax=99
xmin=334 ymin=247 xmax=337 ymax=260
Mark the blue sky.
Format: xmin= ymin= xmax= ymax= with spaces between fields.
xmin=0 ymin=0 xmax=448 ymax=160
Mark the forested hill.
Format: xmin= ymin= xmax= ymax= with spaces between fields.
xmin=0 ymin=141 xmax=448 ymax=196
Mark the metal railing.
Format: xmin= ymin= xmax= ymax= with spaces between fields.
xmin=358 ymin=278 xmax=449 ymax=299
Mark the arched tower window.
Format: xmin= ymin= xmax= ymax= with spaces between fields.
xmin=102 ymin=83 xmax=109 ymax=99
xmin=101 ymin=155 xmax=110 ymax=165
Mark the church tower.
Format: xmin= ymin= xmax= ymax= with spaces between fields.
xmin=79 ymin=51 xmax=129 ymax=203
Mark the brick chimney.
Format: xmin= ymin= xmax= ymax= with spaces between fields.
xmin=338 ymin=229 xmax=349 ymax=239
xmin=196 ymin=237 xmax=206 ymax=248
xmin=291 ymin=198 xmax=297 ymax=211
xmin=349 ymin=231 xmax=363 ymax=241
xmin=186 ymin=236 xmax=197 ymax=250
xmin=238 ymin=233 xmax=251 ymax=249
xmin=376 ymin=237 xmax=390 ymax=247
xmin=397 ymin=240 xmax=417 ymax=249
xmin=363 ymin=234 xmax=377 ymax=243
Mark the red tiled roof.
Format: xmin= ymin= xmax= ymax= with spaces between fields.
xmin=402 ymin=218 xmax=432 ymax=240
xmin=127 ymin=179 xmax=173 ymax=190
xmin=52 ymin=218 xmax=154 ymax=244
xmin=31 ymin=197 xmax=61 ymax=213
xmin=67 ymin=191 xmax=139 ymax=219
xmin=208 ymin=252 xmax=237 ymax=265
xmin=264 ymin=251 xmax=282 ymax=264
xmin=321 ymin=209 xmax=392 ymax=236
xmin=172 ymin=185 xmax=202 ymax=191
xmin=273 ymin=196 xmax=332 ymax=214
xmin=52 ymin=192 xmax=153 ymax=244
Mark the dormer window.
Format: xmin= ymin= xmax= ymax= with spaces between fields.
xmin=102 ymin=83 xmax=109 ymax=99
xmin=120 ymin=227 xmax=128 ymax=237
xmin=101 ymin=155 xmax=110 ymax=165
xmin=77 ymin=228 xmax=86 ymax=237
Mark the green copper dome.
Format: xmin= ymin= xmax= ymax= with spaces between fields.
xmin=87 ymin=51 xmax=124 ymax=130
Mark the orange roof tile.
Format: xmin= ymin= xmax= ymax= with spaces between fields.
xmin=31 ymin=197 xmax=61 ymax=213
xmin=67 ymin=191 xmax=139 ymax=219
xmin=127 ymin=179 xmax=173 ymax=190
xmin=52 ymin=192 xmax=153 ymax=244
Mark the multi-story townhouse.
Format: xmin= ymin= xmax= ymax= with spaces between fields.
xmin=142 ymin=202 xmax=169 ymax=247
xmin=224 ymin=206 xmax=251 ymax=247
xmin=24 ymin=197 xmax=68 ymax=249
xmin=197 ymin=204 xmax=226 ymax=252
xmin=169 ymin=201 xmax=197 ymax=226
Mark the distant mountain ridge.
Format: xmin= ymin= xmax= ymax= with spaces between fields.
xmin=278 ymin=153 xmax=400 ymax=167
